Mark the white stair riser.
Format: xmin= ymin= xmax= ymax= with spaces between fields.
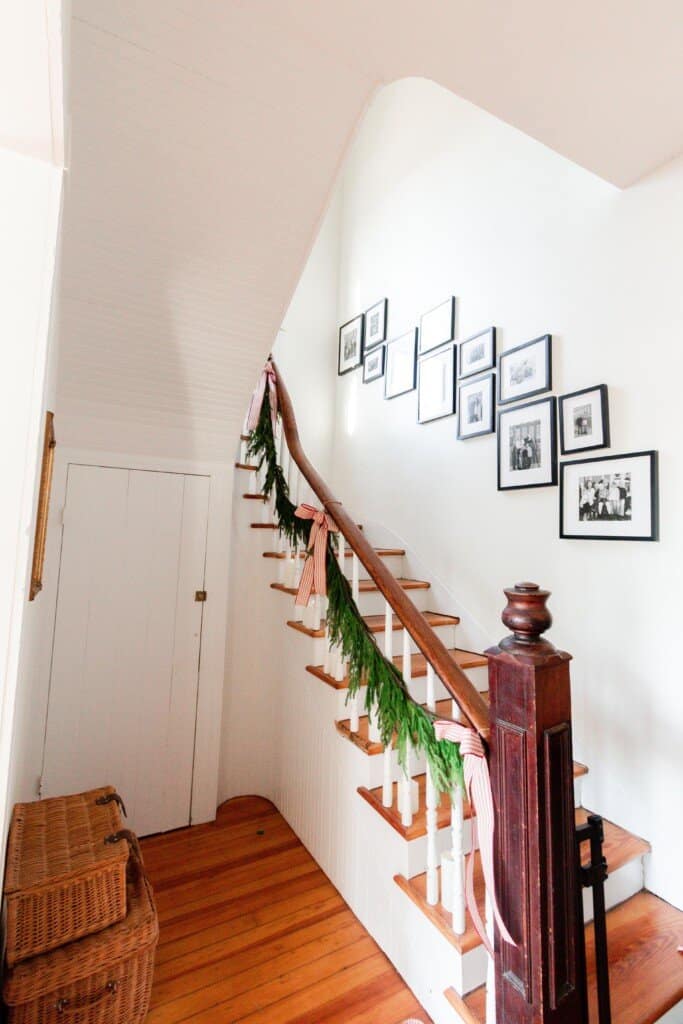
xmin=343 ymin=587 xmax=431 ymax=616
xmin=583 ymin=854 xmax=644 ymax=922
xmin=310 ymin=622 xmax=459 ymax=663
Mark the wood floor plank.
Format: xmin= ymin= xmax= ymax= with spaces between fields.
xmin=142 ymin=796 xmax=432 ymax=1024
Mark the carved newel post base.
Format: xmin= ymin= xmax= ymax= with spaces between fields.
xmin=486 ymin=583 xmax=587 ymax=1024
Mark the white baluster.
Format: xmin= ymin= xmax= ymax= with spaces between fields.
xmin=381 ymin=600 xmax=394 ymax=807
xmin=450 ymin=785 xmax=466 ymax=933
xmin=351 ymin=552 xmax=360 ymax=604
xmin=425 ymin=764 xmax=439 ymax=905
xmin=399 ymin=628 xmax=413 ymax=826
xmin=311 ymin=594 xmax=321 ymax=631
xmin=426 ymin=662 xmax=436 ymax=712
xmin=399 ymin=749 xmax=413 ymax=827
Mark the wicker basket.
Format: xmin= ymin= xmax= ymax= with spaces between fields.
xmin=4 ymin=788 xmax=129 ymax=966
xmin=3 ymin=853 xmax=158 ymax=1024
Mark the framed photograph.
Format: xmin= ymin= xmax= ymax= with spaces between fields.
xmin=385 ymin=329 xmax=417 ymax=399
xmin=497 ymin=396 xmax=557 ymax=490
xmin=560 ymin=451 xmax=658 ymax=541
xmin=419 ymin=297 xmax=456 ymax=356
xmin=457 ymin=373 xmax=495 ymax=440
xmin=30 ymin=411 xmax=56 ymax=600
xmin=363 ymin=345 xmax=385 ymax=383
xmin=498 ymin=334 xmax=552 ymax=405
xmin=417 ymin=345 xmax=456 ymax=423
xmin=364 ymin=298 xmax=388 ymax=350
xmin=458 ymin=327 xmax=496 ymax=380
xmin=559 ymin=384 xmax=610 ymax=455
xmin=338 ymin=315 xmax=364 ymax=375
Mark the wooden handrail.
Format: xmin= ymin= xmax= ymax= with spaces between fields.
xmin=272 ymin=360 xmax=491 ymax=741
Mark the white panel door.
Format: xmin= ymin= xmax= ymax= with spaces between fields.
xmin=42 ymin=464 xmax=210 ymax=836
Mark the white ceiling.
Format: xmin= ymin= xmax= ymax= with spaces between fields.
xmin=57 ymin=1 xmax=683 ymax=456
xmin=278 ymin=0 xmax=683 ymax=189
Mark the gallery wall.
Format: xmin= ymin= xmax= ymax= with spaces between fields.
xmin=326 ymin=78 xmax=683 ymax=909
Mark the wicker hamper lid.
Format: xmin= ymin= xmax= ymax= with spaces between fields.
xmin=3 ymin=860 xmax=158 ymax=1005
xmin=4 ymin=787 xmax=128 ymax=894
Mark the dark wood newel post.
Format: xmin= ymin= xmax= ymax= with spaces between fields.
xmin=486 ymin=583 xmax=587 ymax=1024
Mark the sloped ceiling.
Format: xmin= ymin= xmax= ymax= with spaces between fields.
xmin=57 ymin=1 xmax=683 ymax=457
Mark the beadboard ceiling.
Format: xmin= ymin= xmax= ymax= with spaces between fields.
xmin=57 ymin=1 xmax=683 ymax=457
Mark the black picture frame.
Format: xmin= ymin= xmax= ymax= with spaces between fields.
xmin=338 ymin=315 xmax=364 ymax=375
xmin=417 ymin=344 xmax=457 ymax=424
xmin=559 ymin=384 xmax=610 ymax=456
xmin=363 ymin=345 xmax=385 ymax=383
xmin=364 ymin=298 xmax=388 ymax=351
xmin=384 ymin=329 xmax=418 ymax=399
xmin=497 ymin=334 xmax=552 ymax=405
xmin=419 ymin=297 xmax=456 ymax=356
xmin=458 ymin=327 xmax=497 ymax=380
xmin=497 ymin=396 xmax=557 ymax=491
xmin=559 ymin=450 xmax=658 ymax=541
xmin=457 ymin=372 xmax=495 ymax=439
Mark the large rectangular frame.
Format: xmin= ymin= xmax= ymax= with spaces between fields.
xmin=559 ymin=450 xmax=658 ymax=541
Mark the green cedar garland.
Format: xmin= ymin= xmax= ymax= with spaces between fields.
xmin=246 ymin=394 xmax=464 ymax=794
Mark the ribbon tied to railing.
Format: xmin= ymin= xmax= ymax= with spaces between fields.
xmin=433 ymin=719 xmax=515 ymax=957
xmin=246 ymin=360 xmax=278 ymax=435
xmin=294 ymin=504 xmax=337 ymax=607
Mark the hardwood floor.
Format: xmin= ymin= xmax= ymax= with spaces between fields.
xmin=141 ymin=796 xmax=431 ymax=1024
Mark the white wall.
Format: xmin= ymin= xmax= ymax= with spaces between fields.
xmin=0 ymin=1 xmax=66 ymax=841
xmin=328 ymin=78 xmax=683 ymax=909
xmin=0 ymin=155 xmax=63 ymax=833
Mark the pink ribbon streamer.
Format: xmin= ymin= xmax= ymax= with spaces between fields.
xmin=434 ymin=719 xmax=515 ymax=957
xmin=246 ymin=360 xmax=278 ymax=435
xmin=294 ymin=504 xmax=337 ymax=606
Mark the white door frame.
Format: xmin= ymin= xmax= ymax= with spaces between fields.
xmin=40 ymin=446 xmax=232 ymax=828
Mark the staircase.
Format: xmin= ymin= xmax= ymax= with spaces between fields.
xmin=229 ymin=394 xmax=683 ymax=1023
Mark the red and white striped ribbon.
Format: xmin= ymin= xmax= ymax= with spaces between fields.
xmin=434 ymin=719 xmax=515 ymax=956
xmin=246 ymin=360 xmax=278 ymax=434
xmin=294 ymin=504 xmax=337 ymax=606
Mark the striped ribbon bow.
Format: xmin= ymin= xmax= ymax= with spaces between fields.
xmin=433 ymin=719 xmax=515 ymax=957
xmin=246 ymin=360 xmax=278 ymax=434
xmin=294 ymin=505 xmax=337 ymax=607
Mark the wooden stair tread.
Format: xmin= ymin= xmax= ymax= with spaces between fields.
xmin=445 ymin=892 xmax=683 ymax=1024
xmin=235 ymin=462 xmax=258 ymax=471
xmin=397 ymin=809 xmax=649 ymax=954
xmin=243 ymin=493 xmax=266 ymax=500
xmin=288 ymin=609 xmax=460 ymax=640
xmin=395 ymin=859 xmax=485 ymax=954
xmin=240 ymin=433 xmax=250 ymax=441
xmin=362 ymin=610 xmax=460 ymax=632
xmin=251 ymin=523 xmax=279 ymax=529
xmin=337 ymin=699 xmax=455 ymax=755
xmin=578 ymin=808 xmax=650 ymax=873
xmin=272 ymin=578 xmax=429 ymax=597
xmin=358 ymin=773 xmax=473 ymax=841
xmin=264 ymin=547 xmax=405 ymax=560
xmin=337 ymin=703 xmax=589 ymax=788
xmin=307 ymin=648 xmax=487 ymax=691
xmin=444 ymin=985 xmax=485 ymax=1024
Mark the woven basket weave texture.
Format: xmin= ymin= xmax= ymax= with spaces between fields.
xmin=4 ymin=858 xmax=158 ymax=1023
xmin=4 ymin=788 xmax=127 ymax=966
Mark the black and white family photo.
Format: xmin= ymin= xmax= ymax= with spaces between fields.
xmin=467 ymin=392 xmax=483 ymax=424
xmin=578 ymin=473 xmax=631 ymax=521
xmin=509 ymin=419 xmax=541 ymax=471
xmin=573 ymin=403 xmax=592 ymax=437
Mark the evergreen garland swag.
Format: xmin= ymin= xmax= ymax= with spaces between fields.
xmin=246 ymin=395 xmax=464 ymax=795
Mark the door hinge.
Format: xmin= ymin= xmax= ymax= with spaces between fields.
xmin=195 ymin=590 xmax=207 ymax=602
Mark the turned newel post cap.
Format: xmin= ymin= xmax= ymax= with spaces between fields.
xmin=501 ymin=582 xmax=552 ymax=644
